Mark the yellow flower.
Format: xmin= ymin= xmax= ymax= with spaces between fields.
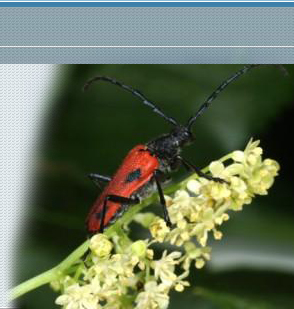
xmin=150 ymin=217 xmax=170 ymax=242
xmin=89 ymin=234 xmax=113 ymax=258
xmin=131 ymin=240 xmax=147 ymax=258
xmin=152 ymin=251 xmax=182 ymax=287
xmin=55 ymin=283 xmax=100 ymax=309
xmin=135 ymin=281 xmax=169 ymax=309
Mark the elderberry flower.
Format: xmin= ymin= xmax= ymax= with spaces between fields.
xmin=135 ymin=281 xmax=169 ymax=309
xmin=151 ymin=251 xmax=182 ymax=287
xmin=131 ymin=240 xmax=147 ymax=258
xmin=55 ymin=283 xmax=101 ymax=309
xmin=150 ymin=217 xmax=170 ymax=242
xmin=90 ymin=234 xmax=113 ymax=258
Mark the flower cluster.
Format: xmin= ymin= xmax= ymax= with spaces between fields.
xmin=54 ymin=235 xmax=186 ymax=309
xmin=149 ymin=139 xmax=279 ymax=272
xmin=53 ymin=139 xmax=279 ymax=309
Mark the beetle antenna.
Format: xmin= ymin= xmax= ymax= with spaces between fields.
xmin=186 ymin=64 xmax=260 ymax=131
xmin=84 ymin=76 xmax=179 ymax=127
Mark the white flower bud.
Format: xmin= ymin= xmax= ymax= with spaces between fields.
xmin=131 ymin=240 xmax=147 ymax=258
xmin=90 ymin=234 xmax=113 ymax=258
xmin=232 ymin=150 xmax=245 ymax=162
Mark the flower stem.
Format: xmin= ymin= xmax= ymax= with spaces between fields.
xmin=10 ymin=152 xmax=232 ymax=300
xmin=11 ymin=267 xmax=57 ymax=300
xmin=11 ymin=239 xmax=89 ymax=300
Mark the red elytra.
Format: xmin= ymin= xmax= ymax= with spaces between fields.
xmin=86 ymin=145 xmax=159 ymax=234
xmin=84 ymin=65 xmax=262 ymax=234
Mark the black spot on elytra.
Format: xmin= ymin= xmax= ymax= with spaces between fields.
xmin=95 ymin=212 xmax=102 ymax=220
xmin=125 ymin=168 xmax=141 ymax=183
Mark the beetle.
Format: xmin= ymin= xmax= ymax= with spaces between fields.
xmin=84 ymin=65 xmax=259 ymax=234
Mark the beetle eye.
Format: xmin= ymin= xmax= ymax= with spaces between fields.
xmin=184 ymin=131 xmax=190 ymax=138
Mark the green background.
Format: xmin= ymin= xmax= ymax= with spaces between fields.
xmin=16 ymin=65 xmax=294 ymax=308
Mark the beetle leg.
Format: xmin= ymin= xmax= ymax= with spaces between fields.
xmin=178 ymin=156 xmax=229 ymax=184
xmin=100 ymin=195 xmax=140 ymax=233
xmin=88 ymin=173 xmax=112 ymax=187
xmin=154 ymin=170 xmax=172 ymax=227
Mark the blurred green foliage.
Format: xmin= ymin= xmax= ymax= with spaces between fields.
xmin=17 ymin=65 xmax=294 ymax=308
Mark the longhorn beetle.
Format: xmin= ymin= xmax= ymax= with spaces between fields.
xmin=84 ymin=65 xmax=259 ymax=234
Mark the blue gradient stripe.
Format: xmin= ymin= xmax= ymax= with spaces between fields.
xmin=1 ymin=2 xmax=294 ymax=7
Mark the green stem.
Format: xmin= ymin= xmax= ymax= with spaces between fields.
xmin=10 ymin=152 xmax=232 ymax=300
xmin=11 ymin=240 xmax=89 ymax=300
xmin=11 ymin=267 xmax=57 ymax=300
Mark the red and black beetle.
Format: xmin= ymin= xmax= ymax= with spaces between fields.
xmin=84 ymin=65 xmax=258 ymax=234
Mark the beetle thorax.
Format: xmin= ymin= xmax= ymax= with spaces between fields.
xmin=147 ymin=126 xmax=194 ymax=161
